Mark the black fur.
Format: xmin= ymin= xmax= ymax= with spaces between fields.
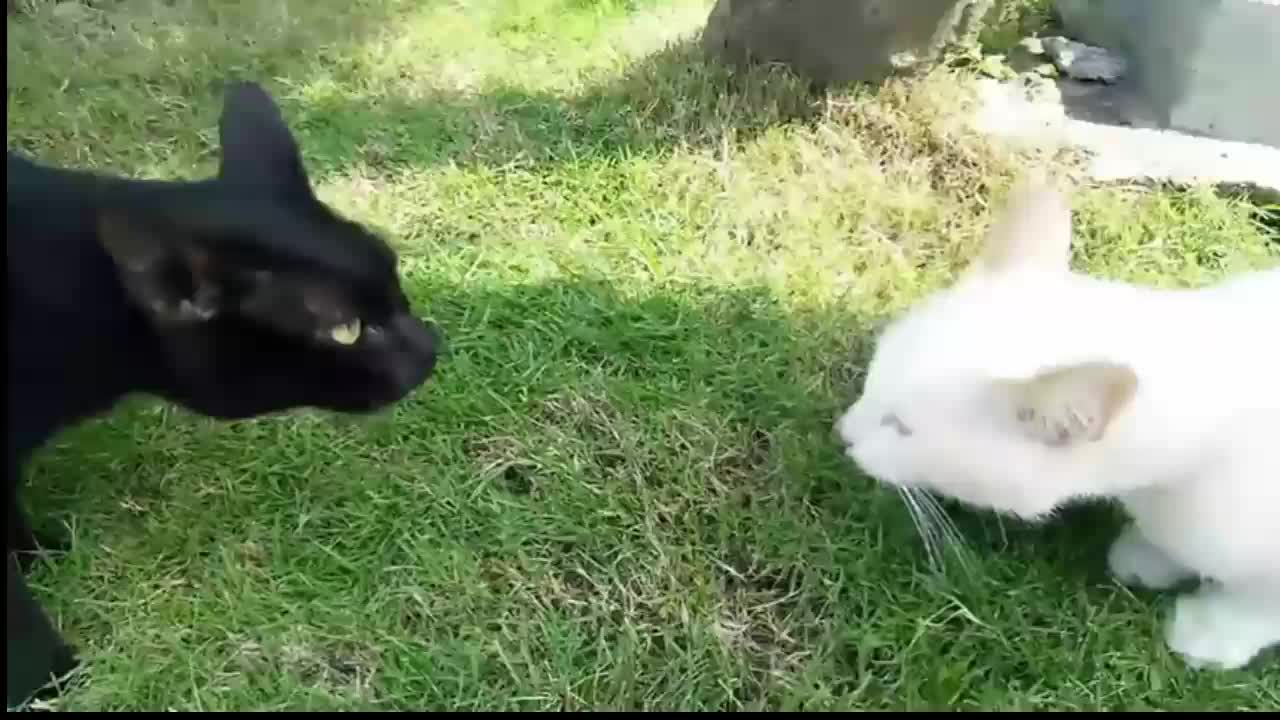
xmin=6 ymin=81 xmax=440 ymax=708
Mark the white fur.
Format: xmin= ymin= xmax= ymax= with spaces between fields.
xmin=834 ymin=177 xmax=1280 ymax=670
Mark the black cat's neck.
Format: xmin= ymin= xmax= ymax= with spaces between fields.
xmin=5 ymin=154 xmax=201 ymax=463
xmin=8 ymin=153 xmax=224 ymax=228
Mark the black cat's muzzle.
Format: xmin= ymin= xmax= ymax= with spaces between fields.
xmin=382 ymin=312 xmax=442 ymax=397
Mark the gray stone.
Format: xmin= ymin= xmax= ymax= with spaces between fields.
xmin=700 ymin=0 xmax=993 ymax=87
xmin=1005 ymin=37 xmax=1058 ymax=76
xmin=1053 ymin=0 xmax=1280 ymax=148
xmin=1040 ymin=36 xmax=1127 ymax=83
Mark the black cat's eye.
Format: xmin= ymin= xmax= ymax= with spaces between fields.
xmin=328 ymin=319 xmax=362 ymax=345
xmin=319 ymin=318 xmax=391 ymax=348
xmin=880 ymin=413 xmax=913 ymax=437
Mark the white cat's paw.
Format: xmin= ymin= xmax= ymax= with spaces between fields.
xmin=1107 ymin=524 xmax=1194 ymax=591
xmin=1166 ymin=588 xmax=1280 ymax=671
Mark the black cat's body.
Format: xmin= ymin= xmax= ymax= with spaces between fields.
xmin=6 ymin=82 xmax=441 ymax=709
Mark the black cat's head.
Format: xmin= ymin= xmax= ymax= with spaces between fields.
xmin=95 ymin=81 xmax=440 ymax=419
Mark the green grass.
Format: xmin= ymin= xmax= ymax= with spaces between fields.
xmin=8 ymin=0 xmax=1279 ymax=711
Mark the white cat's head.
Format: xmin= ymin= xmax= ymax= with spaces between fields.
xmin=834 ymin=177 xmax=1139 ymax=519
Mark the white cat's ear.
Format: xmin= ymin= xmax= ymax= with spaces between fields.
xmin=1004 ymin=361 xmax=1138 ymax=446
xmin=971 ymin=173 xmax=1074 ymax=277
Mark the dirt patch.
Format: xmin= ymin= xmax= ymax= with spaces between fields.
xmin=465 ymin=434 xmax=542 ymax=496
xmin=713 ymin=548 xmax=820 ymax=695
xmin=232 ymin=630 xmax=381 ymax=701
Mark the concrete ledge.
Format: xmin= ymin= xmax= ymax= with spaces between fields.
xmin=971 ymin=76 xmax=1280 ymax=202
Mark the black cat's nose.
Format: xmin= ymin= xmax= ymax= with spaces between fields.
xmin=395 ymin=313 xmax=441 ymax=361
xmin=386 ymin=313 xmax=442 ymax=393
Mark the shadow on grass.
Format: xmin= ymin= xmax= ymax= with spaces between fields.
xmin=23 ymin=277 xmax=869 ymax=556
xmin=18 ymin=278 xmax=1157 ymax=711
xmin=4 ymin=278 xmax=850 ymax=709
xmin=25 ymin=280 xmax=1222 ymax=712
xmin=287 ymin=37 xmax=825 ymax=180
xmin=7 ymin=3 xmax=825 ymax=180
xmin=5 ymin=0 xmax=414 ymax=170
xmin=24 ymin=275 xmax=1124 ymax=608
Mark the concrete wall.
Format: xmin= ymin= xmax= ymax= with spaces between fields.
xmin=1054 ymin=0 xmax=1280 ymax=148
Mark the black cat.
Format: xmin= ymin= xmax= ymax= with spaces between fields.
xmin=6 ymin=81 xmax=441 ymax=708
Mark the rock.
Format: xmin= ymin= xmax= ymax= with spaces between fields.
xmin=1052 ymin=0 xmax=1280 ymax=148
xmin=1040 ymin=36 xmax=1127 ymax=82
xmin=701 ymin=0 xmax=994 ymax=87
xmin=1018 ymin=37 xmax=1045 ymax=56
xmin=1005 ymin=36 xmax=1058 ymax=76
xmin=969 ymin=75 xmax=1280 ymax=202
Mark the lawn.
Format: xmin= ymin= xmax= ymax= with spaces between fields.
xmin=7 ymin=0 xmax=1278 ymax=711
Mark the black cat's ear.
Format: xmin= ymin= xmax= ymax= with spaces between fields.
xmin=217 ymin=81 xmax=312 ymax=200
xmin=97 ymin=212 xmax=224 ymax=327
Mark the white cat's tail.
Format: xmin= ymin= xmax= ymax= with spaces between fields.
xmin=971 ymin=172 xmax=1074 ymax=278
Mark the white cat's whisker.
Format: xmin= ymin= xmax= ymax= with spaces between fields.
xmin=912 ymin=489 xmax=952 ymax=571
xmin=917 ymin=491 xmax=960 ymax=549
xmin=916 ymin=490 xmax=977 ymax=576
xmin=896 ymin=488 xmax=927 ymax=554
xmin=899 ymin=487 xmax=945 ymax=572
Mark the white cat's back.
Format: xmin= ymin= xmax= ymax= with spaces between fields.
xmin=1185 ymin=266 xmax=1280 ymax=407
xmin=1113 ymin=266 xmax=1280 ymax=585
xmin=1024 ymin=265 xmax=1280 ymax=501
xmin=1117 ymin=266 xmax=1280 ymax=411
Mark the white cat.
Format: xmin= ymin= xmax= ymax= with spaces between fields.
xmin=834 ymin=176 xmax=1280 ymax=671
